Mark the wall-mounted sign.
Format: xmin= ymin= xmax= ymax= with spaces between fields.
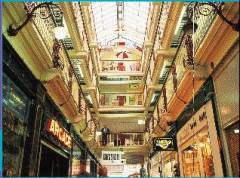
xmin=101 ymin=151 xmax=122 ymax=165
xmin=45 ymin=119 xmax=72 ymax=148
xmin=153 ymin=137 xmax=176 ymax=151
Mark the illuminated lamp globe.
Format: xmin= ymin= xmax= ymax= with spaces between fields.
xmin=54 ymin=26 xmax=67 ymax=40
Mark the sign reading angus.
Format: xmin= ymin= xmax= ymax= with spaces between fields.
xmin=153 ymin=137 xmax=176 ymax=151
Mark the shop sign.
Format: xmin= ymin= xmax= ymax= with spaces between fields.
xmin=45 ymin=119 xmax=72 ymax=148
xmin=153 ymin=137 xmax=176 ymax=151
xmin=101 ymin=151 xmax=122 ymax=164
xmin=178 ymin=107 xmax=208 ymax=145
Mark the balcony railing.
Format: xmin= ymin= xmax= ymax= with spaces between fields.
xmin=72 ymin=2 xmax=89 ymax=52
xmin=97 ymin=133 xmax=145 ymax=147
xmin=157 ymin=4 xmax=218 ymax=105
xmin=99 ymin=94 xmax=143 ymax=107
xmin=101 ymin=61 xmax=141 ymax=72
xmin=193 ymin=4 xmax=218 ymax=51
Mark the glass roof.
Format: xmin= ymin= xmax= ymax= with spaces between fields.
xmin=91 ymin=2 xmax=149 ymax=48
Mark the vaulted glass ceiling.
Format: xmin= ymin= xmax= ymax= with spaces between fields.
xmin=91 ymin=2 xmax=150 ymax=48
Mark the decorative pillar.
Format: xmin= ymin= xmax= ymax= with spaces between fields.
xmin=27 ymin=83 xmax=46 ymax=176
xmin=142 ymin=41 xmax=153 ymax=72
xmin=89 ymin=41 xmax=100 ymax=74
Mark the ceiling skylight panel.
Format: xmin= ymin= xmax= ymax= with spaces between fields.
xmin=124 ymin=34 xmax=142 ymax=45
xmin=92 ymin=2 xmax=117 ymax=46
xmin=92 ymin=2 xmax=149 ymax=47
xmin=124 ymin=19 xmax=146 ymax=29
xmin=123 ymin=2 xmax=149 ymax=45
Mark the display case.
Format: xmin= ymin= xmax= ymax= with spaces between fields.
xmin=3 ymin=74 xmax=30 ymax=176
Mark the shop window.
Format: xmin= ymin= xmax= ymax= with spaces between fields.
xmin=3 ymin=74 xmax=30 ymax=120
xmin=225 ymin=122 xmax=239 ymax=177
xmin=181 ymin=128 xmax=215 ymax=177
xmin=2 ymin=74 xmax=30 ymax=176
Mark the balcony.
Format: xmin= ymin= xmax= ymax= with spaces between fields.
xmin=97 ymin=133 xmax=145 ymax=147
xmin=101 ymin=61 xmax=142 ymax=73
xmin=99 ymin=94 xmax=143 ymax=107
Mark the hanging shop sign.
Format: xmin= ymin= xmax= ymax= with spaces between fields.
xmin=153 ymin=137 xmax=176 ymax=151
xmin=45 ymin=119 xmax=72 ymax=148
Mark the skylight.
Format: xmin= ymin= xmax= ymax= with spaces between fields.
xmin=91 ymin=2 xmax=150 ymax=48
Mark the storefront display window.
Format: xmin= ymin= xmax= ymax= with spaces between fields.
xmin=177 ymin=100 xmax=223 ymax=176
xmin=162 ymin=160 xmax=177 ymax=177
xmin=159 ymin=151 xmax=179 ymax=177
xmin=181 ymin=128 xmax=214 ymax=177
xmin=2 ymin=74 xmax=30 ymax=176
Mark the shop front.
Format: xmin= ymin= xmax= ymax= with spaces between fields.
xmin=149 ymin=152 xmax=160 ymax=177
xmin=2 ymin=37 xmax=100 ymax=177
xmin=159 ymin=151 xmax=179 ymax=177
xmin=71 ymin=138 xmax=85 ymax=176
xmin=2 ymin=38 xmax=38 ymax=176
xmin=2 ymin=73 xmax=32 ymax=176
xmin=38 ymin=105 xmax=72 ymax=177
xmin=177 ymin=100 xmax=223 ymax=176
xmin=213 ymin=41 xmax=239 ymax=176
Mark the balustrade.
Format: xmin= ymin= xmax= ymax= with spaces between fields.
xmin=99 ymin=94 xmax=143 ymax=107
xmin=97 ymin=133 xmax=145 ymax=147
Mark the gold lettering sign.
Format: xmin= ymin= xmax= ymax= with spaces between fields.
xmin=46 ymin=119 xmax=72 ymax=148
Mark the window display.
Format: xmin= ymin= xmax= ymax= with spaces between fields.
xmin=177 ymin=100 xmax=223 ymax=176
xmin=159 ymin=151 xmax=179 ymax=177
xmin=3 ymin=74 xmax=30 ymax=176
xmin=181 ymin=129 xmax=214 ymax=177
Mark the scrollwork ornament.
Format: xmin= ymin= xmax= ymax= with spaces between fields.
xmin=24 ymin=2 xmax=53 ymax=19
xmin=186 ymin=2 xmax=239 ymax=32
xmin=196 ymin=3 xmax=213 ymax=17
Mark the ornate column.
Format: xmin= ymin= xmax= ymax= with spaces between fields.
xmin=26 ymin=83 xmax=46 ymax=176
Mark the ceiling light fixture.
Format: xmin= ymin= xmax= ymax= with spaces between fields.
xmin=138 ymin=120 xmax=145 ymax=125
xmin=234 ymin=129 xmax=239 ymax=134
xmin=54 ymin=26 xmax=67 ymax=40
xmin=7 ymin=2 xmax=66 ymax=37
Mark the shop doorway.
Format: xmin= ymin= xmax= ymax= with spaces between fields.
xmin=38 ymin=144 xmax=69 ymax=176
